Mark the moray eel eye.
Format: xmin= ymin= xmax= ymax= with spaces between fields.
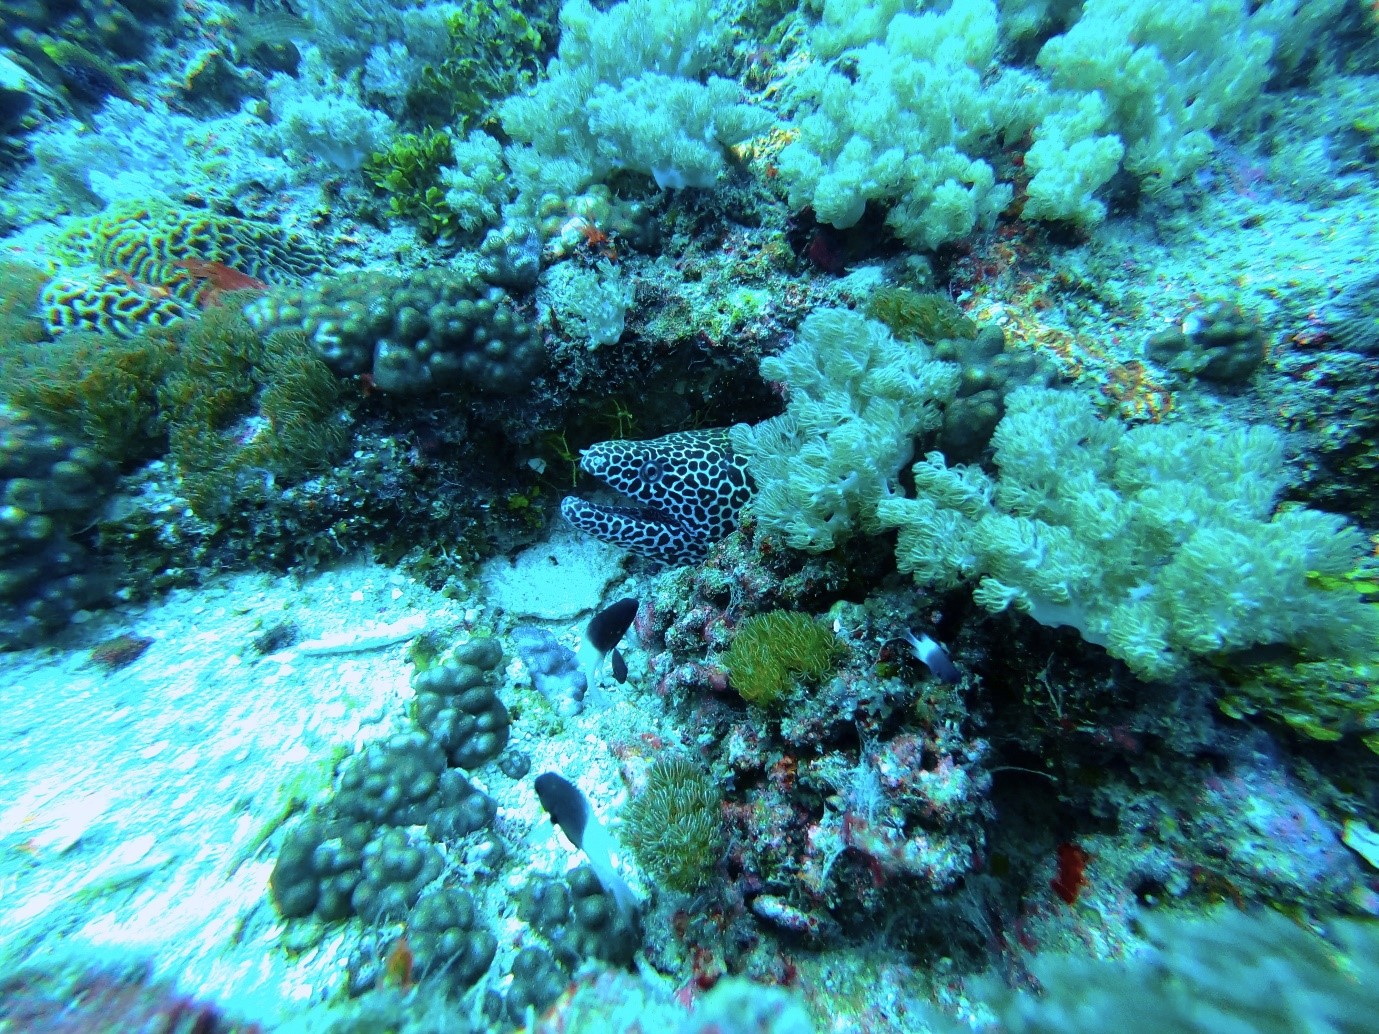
xmin=638 ymin=458 xmax=665 ymax=483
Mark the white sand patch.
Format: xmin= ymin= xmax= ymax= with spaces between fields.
xmin=0 ymin=559 xmax=468 ymax=1022
xmin=479 ymin=527 xmax=627 ymax=620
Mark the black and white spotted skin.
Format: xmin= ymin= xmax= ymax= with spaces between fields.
xmin=560 ymin=428 xmax=753 ymax=565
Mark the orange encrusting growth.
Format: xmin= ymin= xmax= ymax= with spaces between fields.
xmin=172 ymin=257 xmax=270 ymax=308
xmin=379 ymin=936 xmax=415 ymax=991
xmin=1050 ymin=842 xmax=1090 ymax=905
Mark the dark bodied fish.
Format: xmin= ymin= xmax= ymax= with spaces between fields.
xmin=578 ymin=596 xmax=638 ymax=689
xmin=900 ymin=629 xmax=961 ymax=684
xmin=534 ymin=772 xmax=639 ymax=921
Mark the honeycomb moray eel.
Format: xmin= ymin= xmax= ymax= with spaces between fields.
xmin=560 ymin=428 xmax=753 ymax=565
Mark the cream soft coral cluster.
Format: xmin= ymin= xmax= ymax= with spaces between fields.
xmin=777 ymin=0 xmax=1294 ymax=245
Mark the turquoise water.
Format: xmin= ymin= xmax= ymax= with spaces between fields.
xmin=1 ymin=1 xmax=1377 ymax=1031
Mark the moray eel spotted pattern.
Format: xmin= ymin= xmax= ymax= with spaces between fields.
xmin=560 ymin=428 xmax=753 ymax=565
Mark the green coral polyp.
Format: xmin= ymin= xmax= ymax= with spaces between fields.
xmin=866 ymin=287 xmax=977 ymax=343
xmin=1 ymin=332 xmax=171 ymax=465
xmin=722 ymin=611 xmax=842 ymax=707
xmin=621 ymin=756 xmax=724 ymax=893
xmin=245 ymin=269 xmax=543 ymax=395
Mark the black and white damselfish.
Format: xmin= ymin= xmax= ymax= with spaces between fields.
xmin=900 ymin=629 xmax=962 ymax=684
xmin=533 ymin=771 xmax=639 ymax=923
xmin=577 ymin=596 xmax=638 ymax=690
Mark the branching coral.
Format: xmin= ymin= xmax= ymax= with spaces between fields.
xmin=732 ymin=308 xmax=960 ymax=552
xmin=876 ymin=386 xmax=1379 ymax=680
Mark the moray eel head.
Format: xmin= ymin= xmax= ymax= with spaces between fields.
xmin=560 ymin=428 xmax=753 ymax=565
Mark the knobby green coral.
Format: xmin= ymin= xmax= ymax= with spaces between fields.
xmin=721 ymin=611 xmax=841 ymax=707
